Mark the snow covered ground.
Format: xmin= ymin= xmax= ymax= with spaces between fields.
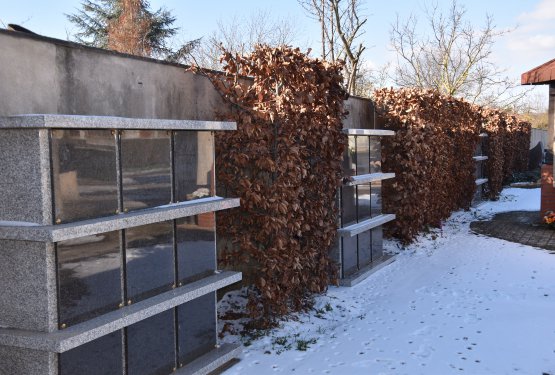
xmin=220 ymin=188 xmax=555 ymax=375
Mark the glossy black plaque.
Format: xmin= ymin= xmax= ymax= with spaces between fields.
xmin=127 ymin=309 xmax=176 ymax=375
xmin=174 ymin=131 xmax=215 ymax=202
xmin=125 ymin=221 xmax=174 ymax=303
xmin=358 ymin=231 xmax=372 ymax=268
xmin=121 ymin=130 xmax=171 ymax=211
xmin=51 ymin=129 xmax=118 ymax=223
xmin=342 ymin=136 xmax=357 ymax=179
xmin=369 ymin=137 xmax=381 ymax=173
xmin=357 ymin=184 xmax=371 ymax=222
xmin=342 ymin=235 xmax=358 ymax=277
xmin=371 ymin=227 xmax=384 ymax=260
xmin=176 ymin=214 xmax=216 ymax=285
xmin=356 ymin=136 xmax=370 ymax=175
xmin=177 ymin=293 xmax=217 ymax=366
xmin=371 ymin=181 xmax=382 ymax=217
xmin=57 ymin=231 xmax=122 ymax=327
xmin=475 ymin=162 xmax=483 ymax=179
xmin=60 ymin=330 xmax=122 ymax=375
xmin=341 ymin=186 xmax=357 ymax=226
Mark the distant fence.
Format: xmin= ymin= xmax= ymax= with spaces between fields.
xmin=531 ymin=128 xmax=548 ymax=149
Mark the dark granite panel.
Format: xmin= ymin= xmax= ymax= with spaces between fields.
xmin=357 ymin=184 xmax=371 ymax=222
xmin=121 ymin=130 xmax=171 ymax=212
xmin=341 ymin=186 xmax=357 ymax=227
xmin=127 ymin=310 xmax=175 ymax=375
xmin=356 ymin=136 xmax=370 ymax=175
xmin=176 ymin=214 xmax=216 ymax=285
xmin=57 ymin=231 xmax=122 ymax=327
xmin=342 ymin=136 xmax=357 ymax=179
xmin=371 ymin=227 xmax=384 ymax=260
xmin=371 ymin=180 xmax=382 ymax=217
xmin=51 ymin=129 xmax=118 ymax=222
xmin=126 ymin=221 xmax=174 ymax=303
xmin=60 ymin=331 xmax=122 ymax=375
xmin=177 ymin=293 xmax=216 ymax=366
xmin=358 ymin=231 xmax=371 ymax=269
xmin=342 ymin=235 xmax=358 ymax=277
xmin=369 ymin=137 xmax=381 ymax=173
xmin=174 ymin=131 xmax=215 ymax=202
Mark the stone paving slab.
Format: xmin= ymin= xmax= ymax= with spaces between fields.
xmin=470 ymin=211 xmax=555 ymax=251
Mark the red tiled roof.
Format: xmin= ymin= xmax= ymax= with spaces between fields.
xmin=521 ymin=58 xmax=555 ymax=85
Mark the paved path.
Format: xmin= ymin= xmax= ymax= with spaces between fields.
xmin=470 ymin=211 xmax=555 ymax=251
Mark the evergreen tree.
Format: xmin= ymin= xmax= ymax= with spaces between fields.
xmin=67 ymin=0 xmax=198 ymax=60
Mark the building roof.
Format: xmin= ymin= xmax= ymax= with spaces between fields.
xmin=521 ymin=58 xmax=555 ymax=85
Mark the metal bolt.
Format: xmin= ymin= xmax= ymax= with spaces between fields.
xmin=127 ymin=299 xmax=132 ymax=305
xmin=178 ymin=282 xmax=183 ymax=287
xmin=60 ymin=323 xmax=67 ymax=329
xmin=118 ymin=302 xmax=124 ymax=308
xmin=172 ymin=284 xmax=176 ymax=289
xmin=55 ymin=218 xmax=62 ymax=224
xmin=124 ymin=208 xmax=129 ymax=213
xmin=115 ymin=209 xmax=120 ymax=214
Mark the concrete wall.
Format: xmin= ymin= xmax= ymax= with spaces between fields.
xmin=0 ymin=30 xmax=227 ymax=120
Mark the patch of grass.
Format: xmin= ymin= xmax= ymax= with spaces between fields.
xmin=296 ymin=338 xmax=318 ymax=351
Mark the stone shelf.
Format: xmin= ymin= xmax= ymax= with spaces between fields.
xmin=344 ymin=172 xmax=395 ymax=186
xmin=0 ymin=115 xmax=236 ymax=131
xmin=0 ymin=197 xmax=240 ymax=242
xmin=338 ymin=214 xmax=396 ymax=237
xmin=473 ymin=156 xmax=488 ymax=161
xmin=0 ymin=271 xmax=241 ymax=353
xmin=342 ymin=129 xmax=395 ymax=136
xmin=475 ymin=178 xmax=489 ymax=186
xmin=176 ymin=343 xmax=242 ymax=375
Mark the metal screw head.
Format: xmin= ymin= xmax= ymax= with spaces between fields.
xmin=172 ymin=284 xmax=176 ymax=289
xmin=55 ymin=218 xmax=62 ymax=224
xmin=115 ymin=209 xmax=120 ymax=214
xmin=118 ymin=302 xmax=124 ymax=308
xmin=127 ymin=299 xmax=132 ymax=305
xmin=123 ymin=208 xmax=129 ymax=213
xmin=60 ymin=323 xmax=67 ymax=329
xmin=178 ymin=282 xmax=183 ymax=287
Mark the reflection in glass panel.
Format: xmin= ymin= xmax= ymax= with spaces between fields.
xmin=121 ymin=130 xmax=171 ymax=212
xmin=57 ymin=232 xmax=122 ymax=327
xmin=177 ymin=293 xmax=216 ymax=366
xmin=356 ymin=136 xmax=370 ymax=175
xmin=369 ymin=137 xmax=381 ymax=173
xmin=60 ymin=331 xmax=122 ymax=375
xmin=342 ymin=136 xmax=357 ymax=180
xmin=371 ymin=181 xmax=382 ymax=217
xmin=174 ymin=131 xmax=215 ymax=202
xmin=341 ymin=186 xmax=357 ymax=226
xmin=177 ymin=214 xmax=216 ymax=285
xmin=51 ymin=129 xmax=118 ymax=223
xmin=357 ymin=184 xmax=371 ymax=222
xmin=127 ymin=310 xmax=175 ymax=375
xmin=358 ymin=231 xmax=371 ymax=269
xmin=475 ymin=162 xmax=482 ymax=179
xmin=371 ymin=227 xmax=384 ymax=260
xmin=126 ymin=221 xmax=174 ymax=303
xmin=342 ymin=235 xmax=358 ymax=277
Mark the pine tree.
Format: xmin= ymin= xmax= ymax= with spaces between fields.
xmin=67 ymin=0 xmax=198 ymax=60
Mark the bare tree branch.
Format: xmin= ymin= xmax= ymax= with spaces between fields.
xmin=390 ymin=0 xmax=528 ymax=107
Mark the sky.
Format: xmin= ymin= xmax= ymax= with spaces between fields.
xmin=1 ymin=0 xmax=554 ymax=104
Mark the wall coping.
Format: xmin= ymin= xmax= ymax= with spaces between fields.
xmin=0 ymin=115 xmax=236 ymax=131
